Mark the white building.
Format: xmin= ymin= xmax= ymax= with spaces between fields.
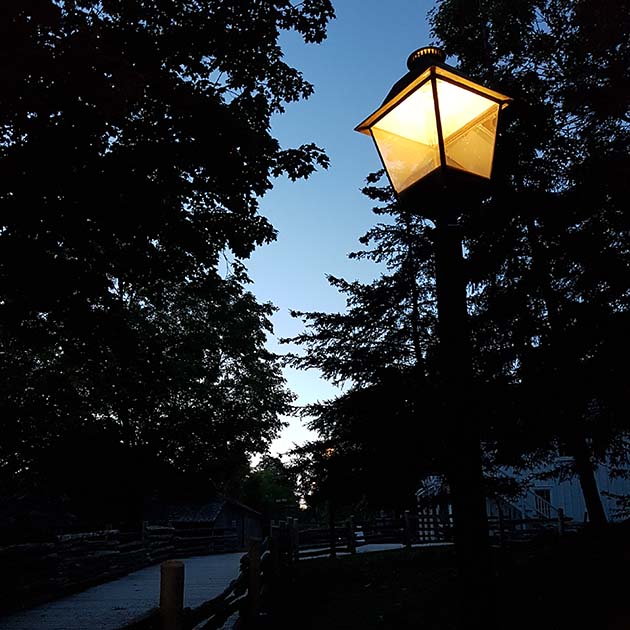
xmin=500 ymin=457 xmax=630 ymax=524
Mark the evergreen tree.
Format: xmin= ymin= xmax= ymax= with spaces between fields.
xmin=431 ymin=0 xmax=630 ymax=525
xmin=285 ymin=171 xmax=448 ymax=513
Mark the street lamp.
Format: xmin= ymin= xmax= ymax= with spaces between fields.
xmin=355 ymin=46 xmax=511 ymax=203
xmin=355 ymin=45 xmax=511 ymax=608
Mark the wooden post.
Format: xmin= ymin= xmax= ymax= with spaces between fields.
xmin=270 ymin=524 xmax=281 ymax=576
xmin=497 ymin=502 xmax=505 ymax=548
xmin=287 ymin=517 xmax=296 ymax=563
xmin=557 ymin=508 xmax=565 ymax=536
xmin=291 ymin=518 xmax=300 ymax=562
xmin=159 ymin=560 xmax=184 ymax=630
xmin=278 ymin=520 xmax=288 ymax=565
xmin=403 ymin=510 xmax=412 ymax=550
xmin=347 ymin=516 xmax=356 ymax=554
xmin=247 ymin=539 xmax=261 ymax=623
xmin=329 ymin=503 xmax=337 ymax=559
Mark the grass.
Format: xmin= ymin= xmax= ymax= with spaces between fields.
xmin=267 ymin=524 xmax=630 ymax=629
xmin=268 ymin=546 xmax=459 ymax=630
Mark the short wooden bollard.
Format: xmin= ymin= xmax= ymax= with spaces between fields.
xmin=160 ymin=560 xmax=184 ymax=630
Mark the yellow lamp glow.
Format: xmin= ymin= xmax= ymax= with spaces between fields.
xmin=356 ymin=47 xmax=511 ymax=196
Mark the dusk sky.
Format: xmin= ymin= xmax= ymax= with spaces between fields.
xmin=247 ymin=0 xmax=436 ymax=456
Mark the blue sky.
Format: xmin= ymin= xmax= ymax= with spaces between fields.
xmin=247 ymin=0 xmax=436 ymax=456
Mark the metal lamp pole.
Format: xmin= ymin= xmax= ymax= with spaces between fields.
xmin=434 ymin=209 xmax=490 ymax=584
xmin=355 ymin=45 xmax=511 ymax=624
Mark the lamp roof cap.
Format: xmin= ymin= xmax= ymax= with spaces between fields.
xmin=406 ymin=46 xmax=446 ymax=73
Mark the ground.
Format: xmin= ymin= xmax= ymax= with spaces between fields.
xmin=269 ymin=523 xmax=630 ymax=629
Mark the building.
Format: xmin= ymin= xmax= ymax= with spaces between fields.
xmin=497 ymin=458 xmax=630 ymax=524
xmin=417 ymin=457 xmax=630 ymax=533
xmin=145 ymin=497 xmax=262 ymax=549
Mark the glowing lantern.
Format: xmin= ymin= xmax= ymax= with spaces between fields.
xmin=355 ymin=46 xmax=512 ymax=198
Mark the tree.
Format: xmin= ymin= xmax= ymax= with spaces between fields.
xmin=0 ymin=0 xmax=334 ymax=515
xmin=241 ymin=455 xmax=300 ymax=522
xmin=284 ymin=171 xmax=454 ymax=515
xmin=431 ymin=0 xmax=630 ymax=525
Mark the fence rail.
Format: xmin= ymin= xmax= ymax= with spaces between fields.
xmin=125 ymin=524 xmax=298 ymax=630
xmin=128 ymin=508 xmax=581 ymax=629
xmin=293 ymin=507 xmax=577 ymax=561
xmin=0 ymin=525 xmax=239 ymax=615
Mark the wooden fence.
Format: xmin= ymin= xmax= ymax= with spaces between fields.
xmin=124 ymin=525 xmax=297 ymax=630
xmin=0 ymin=525 xmax=238 ymax=615
xmin=488 ymin=508 xmax=576 ymax=544
xmin=293 ymin=508 xmax=576 ymax=560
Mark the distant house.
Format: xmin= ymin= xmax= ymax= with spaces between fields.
xmin=494 ymin=458 xmax=630 ymax=524
xmin=145 ymin=497 xmax=262 ymax=548
xmin=416 ymin=458 xmax=630 ymax=527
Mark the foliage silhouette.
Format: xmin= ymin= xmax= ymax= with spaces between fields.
xmin=431 ymin=0 xmax=630 ymax=525
xmin=0 ymin=0 xmax=334 ymax=524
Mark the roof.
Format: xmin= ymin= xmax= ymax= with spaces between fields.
xmin=223 ymin=497 xmax=262 ymax=518
xmin=161 ymin=501 xmax=226 ymax=524
xmin=145 ymin=497 xmax=261 ymax=524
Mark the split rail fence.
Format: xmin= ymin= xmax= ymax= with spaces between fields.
xmin=0 ymin=524 xmax=238 ymax=614
xmin=295 ymin=508 xmax=576 ymax=560
xmin=124 ymin=523 xmax=297 ymax=630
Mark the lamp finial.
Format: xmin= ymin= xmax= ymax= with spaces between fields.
xmin=406 ymin=46 xmax=446 ymax=73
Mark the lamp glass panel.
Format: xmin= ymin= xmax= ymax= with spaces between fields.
xmin=371 ymin=81 xmax=439 ymax=193
xmin=436 ymin=79 xmax=499 ymax=178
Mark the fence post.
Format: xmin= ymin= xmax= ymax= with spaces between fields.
xmin=247 ymin=538 xmax=261 ymax=623
xmin=278 ymin=520 xmax=288 ymax=565
xmin=557 ymin=508 xmax=565 ymax=536
xmin=403 ymin=510 xmax=412 ymax=550
xmin=285 ymin=516 xmax=294 ymax=564
xmin=329 ymin=504 xmax=337 ymax=559
xmin=159 ymin=560 xmax=184 ymax=630
xmin=497 ymin=503 xmax=505 ymax=548
xmin=289 ymin=518 xmax=300 ymax=562
xmin=347 ymin=516 xmax=356 ymax=554
xmin=291 ymin=518 xmax=300 ymax=562
xmin=270 ymin=524 xmax=281 ymax=576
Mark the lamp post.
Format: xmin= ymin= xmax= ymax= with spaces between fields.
xmin=355 ymin=46 xmax=511 ymax=599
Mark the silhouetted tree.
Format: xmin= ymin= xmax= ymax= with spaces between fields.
xmin=241 ymin=455 xmax=300 ymax=523
xmin=284 ymin=171 xmax=453 ymax=514
xmin=431 ymin=0 xmax=630 ymax=526
xmin=0 ymin=0 xmax=334 ymax=517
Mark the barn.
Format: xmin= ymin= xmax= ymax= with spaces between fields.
xmin=145 ymin=497 xmax=262 ymax=549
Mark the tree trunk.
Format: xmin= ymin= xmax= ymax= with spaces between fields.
xmin=568 ymin=434 xmax=608 ymax=527
xmin=526 ymin=217 xmax=608 ymax=528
